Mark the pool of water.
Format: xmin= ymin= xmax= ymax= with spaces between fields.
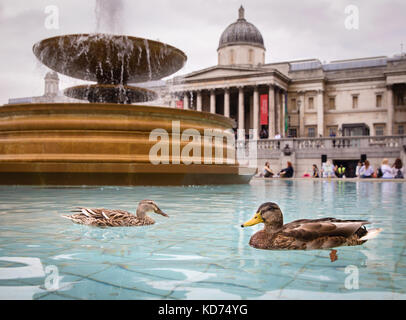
xmin=0 ymin=180 xmax=405 ymax=300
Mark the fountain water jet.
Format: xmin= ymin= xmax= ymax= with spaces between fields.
xmin=95 ymin=0 xmax=124 ymax=34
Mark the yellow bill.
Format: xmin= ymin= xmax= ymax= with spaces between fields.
xmin=241 ymin=212 xmax=263 ymax=228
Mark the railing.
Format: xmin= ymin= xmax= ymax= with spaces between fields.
xmin=294 ymin=137 xmax=361 ymax=149
xmin=237 ymin=135 xmax=406 ymax=153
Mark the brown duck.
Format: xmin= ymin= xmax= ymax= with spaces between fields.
xmin=62 ymin=200 xmax=168 ymax=227
xmin=241 ymin=202 xmax=382 ymax=250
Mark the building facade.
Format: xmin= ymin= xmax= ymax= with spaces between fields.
xmin=158 ymin=6 xmax=406 ymax=142
xmin=4 ymin=7 xmax=405 ymax=177
xmin=7 ymin=72 xmax=83 ymax=105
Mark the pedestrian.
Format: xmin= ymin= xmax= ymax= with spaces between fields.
xmin=321 ymin=160 xmax=335 ymax=178
xmin=380 ymin=159 xmax=393 ymax=179
xmin=392 ymin=158 xmax=404 ymax=179
xmin=355 ymin=161 xmax=362 ymax=177
xmin=337 ymin=164 xmax=346 ymax=178
xmin=279 ymin=161 xmax=294 ymax=178
xmin=261 ymin=162 xmax=274 ymax=178
xmin=312 ymin=164 xmax=320 ymax=178
xmin=360 ymin=160 xmax=374 ymax=178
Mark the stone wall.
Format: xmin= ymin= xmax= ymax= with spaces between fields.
xmin=238 ymin=136 xmax=406 ymax=177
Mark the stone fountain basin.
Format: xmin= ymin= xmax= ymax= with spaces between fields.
xmin=33 ymin=34 xmax=187 ymax=84
xmin=0 ymin=103 xmax=254 ymax=185
xmin=64 ymin=84 xmax=157 ymax=103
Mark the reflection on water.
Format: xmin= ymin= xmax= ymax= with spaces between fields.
xmin=0 ymin=181 xmax=405 ymax=300
xmin=0 ymin=256 xmax=78 ymax=299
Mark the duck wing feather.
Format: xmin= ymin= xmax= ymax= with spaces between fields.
xmin=70 ymin=208 xmax=134 ymax=221
xmin=281 ymin=218 xmax=370 ymax=241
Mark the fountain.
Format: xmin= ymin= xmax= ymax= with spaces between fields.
xmin=0 ymin=31 xmax=255 ymax=185
xmin=32 ymin=34 xmax=186 ymax=104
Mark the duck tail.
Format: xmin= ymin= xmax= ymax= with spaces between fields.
xmin=359 ymin=228 xmax=383 ymax=241
xmin=61 ymin=215 xmax=73 ymax=220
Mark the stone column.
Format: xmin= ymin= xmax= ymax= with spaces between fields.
xmin=183 ymin=92 xmax=189 ymax=110
xmin=268 ymin=85 xmax=275 ymax=138
xmin=224 ymin=88 xmax=230 ymax=118
xmin=253 ymin=86 xmax=259 ymax=139
xmin=317 ymin=90 xmax=324 ymax=137
xmin=275 ymin=88 xmax=281 ymax=136
xmin=169 ymin=93 xmax=176 ymax=108
xmin=281 ymin=90 xmax=286 ymax=137
xmin=196 ymin=90 xmax=202 ymax=112
xmin=299 ymin=92 xmax=305 ymax=137
xmin=238 ymin=87 xmax=245 ymax=140
xmin=387 ymin=85 xmax=394 ymax=135
xmin=210 ymin=89 xmax=216 ymax=114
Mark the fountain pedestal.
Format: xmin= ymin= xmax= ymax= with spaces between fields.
xmin=0 ymin=103 xmax=254 ymax=185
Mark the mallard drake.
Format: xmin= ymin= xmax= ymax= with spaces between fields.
xmin=62 ymin=200 xmax=168 ymax=227
xmin=241 ymin=202 xmax=382 ymax=250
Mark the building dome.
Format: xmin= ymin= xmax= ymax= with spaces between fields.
xmin=218 ymin=6 xmax=265 ymax=50
xmin=217 ymin=6 xmax=266 ymax=66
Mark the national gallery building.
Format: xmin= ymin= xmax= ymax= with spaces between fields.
xmin=157 ymin=6 xmax=406 ymax=141
xmin=5 ymin=6 xmax=406 ymax=176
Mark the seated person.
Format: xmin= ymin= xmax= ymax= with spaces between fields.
xmin=359 ymin=160 xmax=374 ymax=178
xmin=380 ymin=159 xmax=393 ymax=179
xmin=355 ymin=161 xmax=362 ymax=177
xmin=279 ymin=161 xmax=294 ymax=178
xmin=321 ymin=161 xmax=335 ymax=178
xmin=392 ymin=158 xmax=404 ymax=179
xmin=337 ymin=165 xmax=346 ymax=178
xmin=260 ymin=162 xmax=274 ymax=178
xmin=312 ymin=164 xmax=320 ymax=178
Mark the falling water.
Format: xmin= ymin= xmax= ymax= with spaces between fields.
xmin=95 ymin=0 xmax=124 ymax=34
xmin=32 ymin=0 xmax=186 ymax=104
xmin=143 ymin=39 xmax=153 ymax=81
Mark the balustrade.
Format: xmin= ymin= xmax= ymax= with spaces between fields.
xmin=236 ymin=135 xmax=406 ymax=153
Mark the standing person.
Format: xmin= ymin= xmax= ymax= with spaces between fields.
xmin=259 ymin=126 xmax=268 ymax=139
xmin=392 ymin=158 xmax=404 ymax=179
xmin=279 ymin=161 xmax=294 ymax=178
xmin=274 ymin=132 xmax=281 ymax=149
xmin=355 ymin=161 xmax=362 ymax=178
xmin=312 ymin=164 xmax=320 ymax=178
xmin=380 ymin=159 xmax=394 ymax=179
xmin=360 ymin=160 xmax=374 ymax=178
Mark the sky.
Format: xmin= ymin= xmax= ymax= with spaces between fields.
xmin=0 ymin=0 xmax=405 ymax=105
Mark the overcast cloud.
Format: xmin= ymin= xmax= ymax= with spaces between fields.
xmin=0 ymin=0 xmax=405 ymax=104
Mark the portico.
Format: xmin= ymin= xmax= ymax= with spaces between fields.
xmin=150 ymin=6 xmax=406 ymax=144
xmin=169 ymin=76 xmax=289 ymax=141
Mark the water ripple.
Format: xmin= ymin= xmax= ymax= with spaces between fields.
xmin=0 ymin=182 xmax=405 ymax=299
